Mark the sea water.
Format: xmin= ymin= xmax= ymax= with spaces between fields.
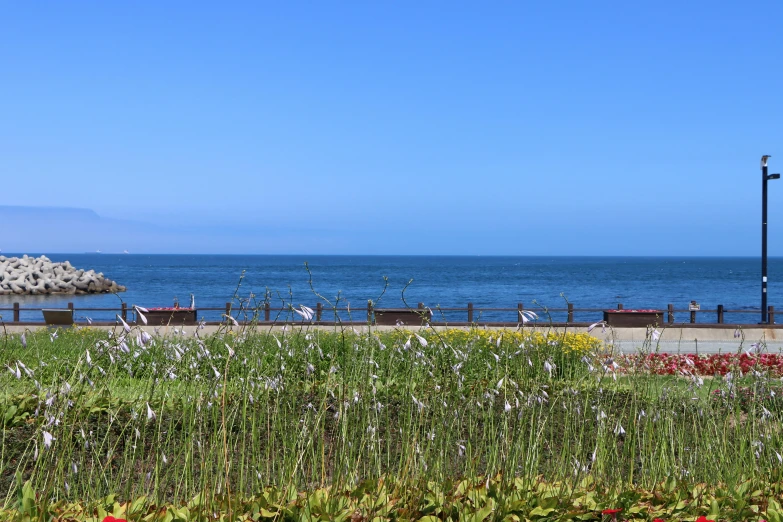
xmin=0 ymin=254 xmax=778 ymax=324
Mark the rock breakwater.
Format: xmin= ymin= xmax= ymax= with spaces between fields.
xmin=0 ymin=255 xmax=126 ymax=295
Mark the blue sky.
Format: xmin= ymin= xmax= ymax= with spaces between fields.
xmin=2 ymin=1 xmax=783 ymax=255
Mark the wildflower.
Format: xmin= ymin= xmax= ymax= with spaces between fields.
xmin=519 ymin=310 xmax=538 ymax=323
xmin=134 ymin=306 xmax=148 ymax=325
xmin=42 ymin=430 xmax=55 ymax=448
xmin=294 ymin=305 xmax=314 ymax=321
xmin=695 ymin=517 xmax=715 ymax=522
xmin=504 ymin=400 xmax=512 ymax=413
xmin=614 ymin=423 xmax=626 ymax=436
xmin=411 ymin=394 xmax=425 ymax=412
xmin=544 ymin=360 xmax=554 ymax=377
xmin=116 ymin=314 xmax=131 ymax=333
xmin=103 ymin=516 xmax=128 ymax=522
xmin=7 ymin=363 xmax=20 ymax=380
xmin=744 ymin=342 xmax=761 ymax=355
xmin=20 ymin=332 xmax=26 ymax=348
xmin=602 ymin=508 xmax=622 ymax=521
xmin=146 ymin=402 xmax=156 ymax=421
xmin=587 ymin=321 xmax=606 ymax=333
xmin=652 ymin=329 xmax=661 ymax=341
xmin=414 ymin=333 xmax=428 ymax=347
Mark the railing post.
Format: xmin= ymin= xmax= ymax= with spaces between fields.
xmin=367 ymin=301 xmax=373 ymax=323
xmin=316 ymin=302 xmax=323 ymax=321
xmin=417 ymin=302 xmax=426 ymax=323
xmin=225 ymin=302 xmax=232 ymax=323
xmin=617 ymin=303 xmax=623 ymax=310
xmin=769 ymin=305 xmax=775 ymax=324
xmin=467 ymin=302 xmax=474 ymax=323
xmin=717 ymin=304 xmax=724 ymax=324
xmin=667 ymin=304 xmax=674 ymax=324
xmin=690 ymin=309 xmax=696 ymax=324
xmin=121 ymin=302 xmax=127 ymax=321
xmin=264 ymin=302 xmax=270 ymax=322
xmin=518 ymin=303 xmax=524 ymax=322
xmin=13 ymin=302 xmax=19 ymax=322
xmin=567 ymin=303 xmax=574 ymax=323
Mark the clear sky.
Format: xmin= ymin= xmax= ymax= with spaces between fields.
xmin=2 ymin=2 xmax=783 ymax=255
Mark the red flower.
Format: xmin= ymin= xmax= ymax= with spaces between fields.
xmin=103 ymin=516 xmax=127 ymax=522
xmin=653 ymin=519 xmax=665 ymax=522
xmin=695 ymin=517 xmax=715 ymax=522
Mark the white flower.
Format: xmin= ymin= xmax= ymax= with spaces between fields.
xmin=135 ymin=306 xmax=148 ymax=325
xmin=614 ymin=423 xmax=626 ymax=436
xmin=43 ymin=430 xmax=55 ymax=448
xmin=20 ymin=332 xmax=26 ymax=348
xmin=587 ymin=321 xmax=606 ymax=333
xmin=504 ymin=400 xmax=512 ymax=413
xmin=146 ymin=402 xmax=156 ymax=421
xmin=7 ymin=363 xmax=20 ymax=380
xmin=519 ymin=310 xmax=538 ymax=323
xmin=414 ymin=333 xmax=428 ymax=347
xmin=116 ymin=314 xmax=131 ymax=333
xmin=652 ymin=329 xmax=661 ymax=341
xmin=294 ymin=306 xmax=314 ymax=321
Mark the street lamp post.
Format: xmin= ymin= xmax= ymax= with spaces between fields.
xmin=761 ymin=155 xmax=780 ymax=324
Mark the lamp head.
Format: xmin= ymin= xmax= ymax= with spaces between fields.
xmin=762 ymin=155 xmax=772 ymax=169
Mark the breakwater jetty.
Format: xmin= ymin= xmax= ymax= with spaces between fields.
xmin=0 ymin=255 xmax=125 ymax=295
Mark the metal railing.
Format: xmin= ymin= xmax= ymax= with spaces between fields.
xmin=0 ymin=301 xmax=778 ymax=326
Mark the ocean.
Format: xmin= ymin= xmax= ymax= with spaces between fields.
xmin=0 ymin=254 xmax=779 ymax=324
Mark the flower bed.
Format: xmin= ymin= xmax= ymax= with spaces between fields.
xmin=142 ymin=307 xmax=197 ymax=326
xmin=603 ymin=309 xmax=665 ymax=327
xmin=617 ymin=352 xmax=783 ymax=376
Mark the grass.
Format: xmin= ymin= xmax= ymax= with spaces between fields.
xmin=1 ymin=321 xmax=783 ymax=520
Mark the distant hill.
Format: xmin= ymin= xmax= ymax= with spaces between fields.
xmin=0 ymin=206 xmax=126 ymax=253
xmin=0 ymin=205 xmax=102 ymax=221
